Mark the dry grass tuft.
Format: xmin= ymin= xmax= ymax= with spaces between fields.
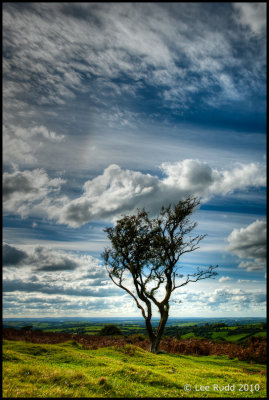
xmin=98 ymin=376 xmax=107 ymax=385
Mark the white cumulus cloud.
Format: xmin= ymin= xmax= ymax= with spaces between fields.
xmin=52 ymin=160 xmax=266 ymax=227
xmin=219 ymin=276 xmax=232 ymax=283
xmin=227 ymin=220 xmax=266 ymax=271
xmin=2 ymin=159 xmax=266 ymax=227
xmin=3 ymin=169 xmax=65 ymax=218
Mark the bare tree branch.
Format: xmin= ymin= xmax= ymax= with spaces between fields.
xmin=105 ymin=264 xmax=147 ymax=319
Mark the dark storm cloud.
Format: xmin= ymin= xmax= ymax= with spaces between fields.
xmin=3 ymin=243 xmax=27 ymax=266
xmin=32 ymin=246 xmax=79 ymax=272
xmin=2 ymin=243 xmax=80 ymax=271
xmin=37 ymin=260 xmax=78 ymax=272
xmin=3 ymin=278 xmax=120 ymax=297
xmin=3 ymin=173 xmax=35 ymax=200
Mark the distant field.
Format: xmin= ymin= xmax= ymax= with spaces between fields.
xmin=3 ymin=319 xmax=266 ymax=345
xmin=226 ymin=334 xmax=251 ymax=343
xmin=253 ymin=332 xmax=266 ymax=338
xmin=181 ymin=332 xmax=196 ymax=339
xmin=2 ymin=339 xmax=266 ymax=398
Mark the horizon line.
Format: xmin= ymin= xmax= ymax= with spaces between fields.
xmin=3 ymin=316 xmax=266 ymax=320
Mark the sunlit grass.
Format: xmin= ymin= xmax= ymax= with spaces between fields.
xmin=226 ymin=334 xmax=250 ymax=342
xmin=2 ymin=340 xmax=266 ymax=398
xmin=211 ymin=332 xmax=229 ymax=339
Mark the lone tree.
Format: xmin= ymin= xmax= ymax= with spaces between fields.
xmin=102 ymin=196 xmax=218 ymax=353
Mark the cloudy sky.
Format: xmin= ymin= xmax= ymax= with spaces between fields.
xmin=3 ymin=3 xmax=266 ymax=318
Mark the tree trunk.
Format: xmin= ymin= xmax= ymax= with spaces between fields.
xmin=150 ymin=336 xmax=162 ymax=354
xmin=149 ymin=309 xmax=169 ymax=354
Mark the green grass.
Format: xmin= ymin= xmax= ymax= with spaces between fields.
xmin=253 ymin=332 xmax=267 ymax=338
xmin=220 ymin=326 xmax=238 ymax=331
xmin=181 ymin=332 xmax=196 ymax=339
xmin=2 ymin=339 xmax=266 ymax=398
xmin=84 ymin=326 xmax=104 ymax=330
xmin=211 ymin=332 xmax=229 ymax=340
xmin=179 ymin=326 xmax=266 ymax=344
xmin=225 ymin=334 xmax=250 ymax=342
xmin=211 ymin=331 xmax=251 ymax=343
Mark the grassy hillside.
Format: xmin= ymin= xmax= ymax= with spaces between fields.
xmin=3 ymin=339 xmax=266 ymax=398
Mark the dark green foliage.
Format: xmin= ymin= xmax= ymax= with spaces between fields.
xmin=99 ymin=325 xmax=122 ymax=336
xmin=21 ymin=325 xmax=33 ymax=331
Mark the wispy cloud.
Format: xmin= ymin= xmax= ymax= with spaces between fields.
xmin=3 ymin=124 xmax=64 ymax=167
xmin=3 ymin=3 xmax=266 ymax=119
xmin=233 ymin=3 xmax=266 ymax=36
